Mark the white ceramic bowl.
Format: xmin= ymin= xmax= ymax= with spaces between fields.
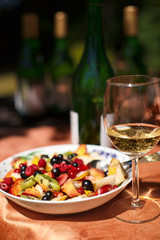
xmin=0 ymin=144 xmax=132 ymax=214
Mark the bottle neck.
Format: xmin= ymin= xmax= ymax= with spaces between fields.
xmin=85 ymin=2 xmax=105 ymax=52
xmin=125 ymin=35 xmax=138 ymax=44
xmin=21 ymin=38 xmax=40 ymax=49
xmin=53 ymin=38 xmax=68 ymax=52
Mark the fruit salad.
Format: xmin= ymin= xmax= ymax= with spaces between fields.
xmin=0 ymin=144 xmax=128 ymax=201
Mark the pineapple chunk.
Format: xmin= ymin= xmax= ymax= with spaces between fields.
xmin=108 ymin=158 xmax=120 ymax=176
xmin=108 ymin=158 xmax=127 ymax=185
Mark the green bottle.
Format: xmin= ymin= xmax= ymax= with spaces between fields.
xmin=70 ymin=0 xmax=114 ymax=145
xmin=117 ymin=6 xmax=147 ymax=75
xmin=48 ymin=11 xmax=74 ymax=114
xmin=15 ymin=13 xmax=46 ymax=118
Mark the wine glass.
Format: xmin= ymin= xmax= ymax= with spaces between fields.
xmin=103 ymin=75 xmax=160 ymax=223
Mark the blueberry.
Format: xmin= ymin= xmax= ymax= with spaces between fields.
xmin=50 ymin=157 xmax=61 ymax=166
xmin=72 ymin=162 xmax=78 ymax=167
xmin=42 ymin=195 xmax=50 ymax=200
xmin=20 ymin=165 xmax=27 ymax=171
xmin=82 ymin=180 xmax=93 ymax=191
xmin=45 ymin=191 xmax=53 ymax=200
xmin=20 ymin=170 xmax=28 ymax=179
xmin=57 ymin=154 xmax=63 ymax=160
xmin=68 ymin=154 xmax=73 ymax=160
xmin=51 ymin=167 xmax=61 ymax=177
xmin=68 ymin=153 xmax=77 ymax=160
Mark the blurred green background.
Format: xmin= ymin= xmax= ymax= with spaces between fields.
xmin=0 ymin=0 xmax=160 ymax=96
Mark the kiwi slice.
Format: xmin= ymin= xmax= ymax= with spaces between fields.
xmin=34 ymin=174 xmax=60 ymax=192
xmin=21 ymin=195 xmax=40 ymax=200
xmin=20 ymin=176 xmax=36 ymax=190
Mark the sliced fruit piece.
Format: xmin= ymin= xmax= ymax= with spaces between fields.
xmin=61 ymin=178 xmax=80 ymax=198
xmin=11 ymin=158 xmax=27 ymax=169
xmin=57 ymin=173 xmax=69 ymax=186
xmin=93 ymin=175 xmax=115 ymax=192
xmin=73 ymin=170 xmax=89 ymax=181
xmin=66 ymin=194 xmax=88 ymax=201
xmin=21 ymin=195 xmax=40 ymax=200
xmin=74 ymin=144 xmax=87 ymax=156
xmin=31 ymin=155 xmax=39 ymax=165
xmin=73 ymin=180 xmax=82 ymax=189
xmin=51 ymin=195 xmax=68 ymax=201
xmin=4 ymin=169 xmax=14 ymax=178
xmin=75 ymin=154 xmax=93 ymax=164
xmin=9 ymin=178 xmax=23 ymax=196
xmin=44 ymin=172 xmax=53 ymax=178
xmin=85 ymin=175 xmax=103 ymax=183
xmin=89 ymin=168 xmax=105 ymax=178
xmin=20 ymin=176 xmax=36 ymax=190
xmin=95 ymin=184 xmax=113 ymax=196
xmin=90 ymin=151 xmax=104 ymax=161
xmin=108 ymin=158 xmax=127 ymax=185
xmin=84 ymin=190 xmax=95 ymax=197
xmin=34 ymin=173 xmax=60 ymax=192
xmin=23 ymin=185 xmax=43 ymax=198
xmin=108 ymin=158 xmax=120 ymax=176
xmin=45 ymin=162 xmax=52 ymax=172
xmin=114 ymin=163 xmax=128 ymax=185
xmin=11 ymin=172 xmax=21 ymax=180
xmin=35 ymin=184 xmax=44 ymax=195
xmin=4 ymin=169 xmax=19 ymax=180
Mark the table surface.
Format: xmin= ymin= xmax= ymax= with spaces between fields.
xmin=0 ymin=98 xmax=160 ymax=240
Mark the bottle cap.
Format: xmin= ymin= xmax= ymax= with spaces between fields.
xmin=123 ymin=6 xmax=138 ymax=36
xmin=21 ymin=12 xmax=39 ymax=39
xmin=54 ymin=11 xmax=68 ymax=38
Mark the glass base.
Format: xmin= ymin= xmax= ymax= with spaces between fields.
xmin=111 ymin=197 xmax=160 ymax=223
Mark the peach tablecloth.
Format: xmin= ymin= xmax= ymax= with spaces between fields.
xmin=0 ymin=125 xmax=159 ymax=240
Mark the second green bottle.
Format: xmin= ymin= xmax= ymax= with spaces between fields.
xmin=70 ymin=0 xmax=114 ymax=145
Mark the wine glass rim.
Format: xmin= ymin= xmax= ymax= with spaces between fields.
xmin=106 ymin=75 xmax=160 ymax=87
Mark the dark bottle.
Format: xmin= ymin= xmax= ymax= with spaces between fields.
xmin=47 ymin=11 xmax=74 ymax=114
xmin=15 ymin=13 xmax=46 ymax=118
xmin=117 ymin=6 xmax=147 ymax=75
xmin=70 ymin=0 xmax=114 ymax=145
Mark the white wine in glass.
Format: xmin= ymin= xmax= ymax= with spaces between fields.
xmin=103 ymin=75 xmax=160 ymax=223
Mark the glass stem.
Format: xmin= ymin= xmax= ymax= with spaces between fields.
xmin=131 ymin=157 xmax=142 ymax=207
